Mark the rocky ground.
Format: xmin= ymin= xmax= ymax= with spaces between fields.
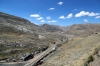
xmin=40 ymin=33 xmax=100 ymax=66
xmin=0 ymin=62 xmax=26 ymax=66
xmin=89 ymin=49 xmax=100 ymax=66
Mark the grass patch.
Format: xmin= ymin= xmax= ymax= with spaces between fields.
xmin=84 ymin=55 xmax=93 ymax=66
xmin=84 ymin=45 xmax=100 ymax=66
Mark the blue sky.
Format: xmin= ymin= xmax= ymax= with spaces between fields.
xmin=0 ymin=0 xmax=100 ymax=26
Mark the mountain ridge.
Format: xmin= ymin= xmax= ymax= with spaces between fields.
xmin=0 ymin=12 xmax=67 ymax=62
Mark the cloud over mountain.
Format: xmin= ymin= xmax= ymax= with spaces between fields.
xmin=67 ymin=13 xmax=73 ymax=19
xmin=83 ymin=19 xmax=88 ymax=22
xmin=37 ymin=17 xmax=43 ymax=20
xmin=95 ymin=16 xmax=100 ymax=18
xmin=59 ymin=15 xmax=66 ymax=19
xmin=30 ymin=14 xmax=40 ymax=17
xmin=75 ymin=11 xmax=100 ymax=17
xmin=41 ymin=20 xmax=45 ymax=22
xmin=46 ymin=16 xmax=51 ymax=20
xmin=49 ymin=8 xmax=55 ymax=10
xmin=58 ymin=2 xmax=63 ymax=5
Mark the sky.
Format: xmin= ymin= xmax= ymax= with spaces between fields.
xmin=0 ymin=0 xmax=100 ymax=26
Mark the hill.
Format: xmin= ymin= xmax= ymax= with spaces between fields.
xmin=65 ymin=24 xmax=100 ymax=37
xmin=41 ymin=33 xmax=100 ymax=66
xmin=0 ymin=12 xmax=67 ymax=62
xmin=0 ymin=12 xmax=46 ymax=34
xmin=39 ymin=24 xmax=64 ymax=32
xmin=1 ymin=12 xmax=100 ymax=66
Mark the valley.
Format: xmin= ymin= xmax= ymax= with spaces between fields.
xmin=0 ymin=12 xmax=100 ymax=66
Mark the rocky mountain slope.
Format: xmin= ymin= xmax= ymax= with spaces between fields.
xmin=39 ymin=24 xmax=64 ymax=32
xmin=0 ymin=12 xmax=46 ymax=34
xmin=40 ymin=23 xmax=100 ymax=37
xmin=41 ymin=33 xmax=100 ymax=66
xmin=0 ymin=12 xmax=67 ymax=62
xmin=65 ymin=24 xmax=100 ymax=37
xmin=1 ymin=12 xmax=100 ymax=66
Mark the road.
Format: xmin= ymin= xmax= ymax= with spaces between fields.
xmin=24 ymin=44 xmax=57 ymax=66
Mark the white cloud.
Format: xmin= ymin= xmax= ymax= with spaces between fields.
xmin=49 ymin=8 xmax=55 ymax=10
xmin=36 ymin=17 xmax=43 ymax=20
xmin=67 ymin=13 xmax=73 ymax=18
xmin=48 ymin=21 xmax=52 ymax=22
xmin=73 ymin=9 xmax=77 ymax=11
xmin=75 ymin=11 xmax=100 ymax=17
xmin=30 ymin=14 xmax=40 ymax=17
xmin=59 ymin=15 xmax=66 ymax=19
xmin=46 ymin=16 xmax=51 ymax=20
xmin=41 ymin=20 xmax=45 ymax=22
xmin=75 ymin=11 xmax=89 ymax=17
xmin=95 ymin=16 xmax=100 ymax=18
xmin=48 ymin=20 xmax=57 ymax=23
xmin=83 ymin=19 xmax=88 ymax=22
xmin=52 ymin=20 xmax=57 ymax=22
xmin=88 ymin=12 xmax=100 ymax=16
xmin=58 ymin=2 xmax=63 ymax=5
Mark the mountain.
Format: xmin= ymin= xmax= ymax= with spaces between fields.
xmin=65 ymin=24 xmax=100 ymax=37
xmin=0 ymin=12 xmax=45 ymax=34
xmin=40 ymin=23 xmax=100 ymax=37
xmin=1 ymin=12 xmax=100 ymax=66
xmin=39 ymin=24 xmax=64 ymax=32
xmin=0 ymin=12 xmax=67 ymax=62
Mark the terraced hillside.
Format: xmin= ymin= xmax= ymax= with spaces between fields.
xmin=41 ymin=33 xmax=100 ymax=66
